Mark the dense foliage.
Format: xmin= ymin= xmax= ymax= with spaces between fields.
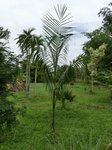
xmin=80 ymin=2 xmax=112 ymax=86
xmin=0 ymin=27 xmax=19 ymax=128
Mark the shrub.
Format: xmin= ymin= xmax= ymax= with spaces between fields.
xmin=56 ymin=89 xmax=75 ymax=102
xmin=0 ymin=27 xmax=24 ymax=130
xmin=0 ymin=99 xmax=18 ymax=129
xmin=96 ymin=72 xmax=112 ymax=85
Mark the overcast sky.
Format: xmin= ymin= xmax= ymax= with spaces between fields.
xmin=0 ymin=0 xmax=111 ymax=61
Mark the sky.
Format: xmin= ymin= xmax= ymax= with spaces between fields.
xmin=0 ymin=0 xmax=111 ymax=62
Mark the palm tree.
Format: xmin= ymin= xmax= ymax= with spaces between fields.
xmin=42 ymin=4 xmax=73 ymax=131
xmin=16 ymin=28 xmax=35 ymax=96
xmin=32 ymin=35 xmax=45 ymax=96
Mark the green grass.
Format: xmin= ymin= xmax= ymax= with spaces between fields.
xmin=0 ymin=81 xmax=112 ymax=149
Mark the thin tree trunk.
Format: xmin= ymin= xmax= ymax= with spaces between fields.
xmin=26 ymin=61 xmax=29 ymax=96
xmin=51 ymin=90 xmax=56 ymax=132
xmin=28 ymin=57 xmax=30 ymax=94
xmin=26 ymin=51 xmax=30 ymax=97
xmin=34 ymin=65 xmax=37 ymax=96
xmin=51 ymin=66 xmax=57 ymax=131
xmin=28 ymin=51 xmax=30 ymax=95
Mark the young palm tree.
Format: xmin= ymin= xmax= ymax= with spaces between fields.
xmin=16 ymin=28 xmax=35 ymax=96
xmin=42 ymin=4 xmax=73 ymax=131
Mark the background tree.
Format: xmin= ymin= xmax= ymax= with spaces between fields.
xmin=16 ymin=28 xmax=35 ymax=96
xmin=98 ymin=2 xmax=112 ymax=35
xmin=87 ymin=44 xmax=106 ymax=93
xmin=83 ymin=29 xmax=112 ymax=72
xmin=82 ymin=2 xmax=112 ymax=86
xmin=0 ymin=27 xmax=19 ymax=128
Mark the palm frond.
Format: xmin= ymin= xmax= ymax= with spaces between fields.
xmin=42 ymin=4 xmax=74 ymax=70
xmin=16 ymin=28 xmax=35 ymax=56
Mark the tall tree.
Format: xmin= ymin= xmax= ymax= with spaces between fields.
xmin=98 ymin=2 xmax=112 ymax=71
xmin=42 ymin=4 xmax=73 ymax=131
xmin=98 ymin=2 xmax=112 ymax=35
xmin=16 ymin=28 xmax=35 ymax=96
xmin=83 ymin=29 xmax=112 ymax=72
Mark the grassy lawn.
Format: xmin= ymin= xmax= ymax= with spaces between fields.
xmin=0 ymin=81 xmax=112 ymax=149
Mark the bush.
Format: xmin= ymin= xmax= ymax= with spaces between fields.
xmin=62 ymin=90 xmax=75 ymax=102
xmin=0 ymin=27 xmax=21 ymax=130
xmin=56 ymin=89 xmax=75 ymax=102
xmin=0 ymin=99 xmax=18 ymax=129
xmin=96 ymin=72 xmax=112 ymax=85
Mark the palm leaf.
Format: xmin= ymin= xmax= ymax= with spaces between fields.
xmin=42 ymin=4 xmax=73 ymax=72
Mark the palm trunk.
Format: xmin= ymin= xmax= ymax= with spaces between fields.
xmin=26 ymin=51 xmax=30 ymax=97
xmin=28 ymin=57 xmax=30 ymax=94
xmin=51 ymin=89 xmax=56 ymax=132
xmin=25 ymin=61 xmax=29 ymax=96
xmin=34 ymin=65 xmax=37 ymax=96
xmin=51 ymin=66 xmax=57 ymax=132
